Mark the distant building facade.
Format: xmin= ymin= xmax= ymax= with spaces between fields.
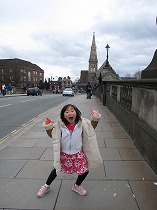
xmin=48 ymin=76 xmax=73 ymax=93
xmin=0 ymin=58 xmax=44 ymax=88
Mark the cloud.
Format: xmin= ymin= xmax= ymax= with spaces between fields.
xmin=0 ymin=0 xmax=157 ymax=81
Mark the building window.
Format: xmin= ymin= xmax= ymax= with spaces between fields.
xmin=91 ymin=68 xmax=95 ymax=72
xmin=28 ymin=71 xmax=31 ymax=81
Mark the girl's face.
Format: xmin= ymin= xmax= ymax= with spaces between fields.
xmin=64 ymin=106 xmax=76 ymax=125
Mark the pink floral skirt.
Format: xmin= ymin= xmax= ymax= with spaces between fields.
xmin=60 ymin=151 xmax=89 ymax=175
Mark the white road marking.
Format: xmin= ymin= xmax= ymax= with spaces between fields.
xmin=20 ymin=99 xmax=36 ymax=103
xmin=0 ymin=104 xmax=11 ymax=108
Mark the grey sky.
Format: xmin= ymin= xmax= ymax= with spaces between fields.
xmin=0 ymin=0 xmax=157 ymax=81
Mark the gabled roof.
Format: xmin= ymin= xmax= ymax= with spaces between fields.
xmin=102 ymin=72 xmax=119 ymax=81
xmin=96 ymin=59 xmax=119 ymax=81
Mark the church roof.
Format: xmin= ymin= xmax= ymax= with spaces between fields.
xmin=97 ymin=59 xmax=117 ymax=74
xmin=96 ymin=59 xmax=119 ymax=81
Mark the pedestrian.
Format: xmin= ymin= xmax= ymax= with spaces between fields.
xmin=37 ymin=104 xmax=102 ymax=198
xmin=2 ymin=84 xmax=6 ymax=96
xmin=0 ymin=84 xmax=2 ymax=94
xmin=7 ymin=84 xmax=13 ymax=95
xmin=86 ymin=82 xmax=92 ymax=99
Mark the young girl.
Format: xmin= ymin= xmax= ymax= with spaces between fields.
xmin=37 ymin=104 xmax=102 ymax=197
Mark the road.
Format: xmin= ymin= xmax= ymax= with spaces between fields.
xmin=0 ymin=94 xmax=70 ymax=140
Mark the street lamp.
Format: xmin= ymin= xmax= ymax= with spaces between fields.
xmin=105 ymin=44 xmax=110 ymax=67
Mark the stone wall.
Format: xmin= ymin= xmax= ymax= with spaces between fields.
xmin=93 ymin=80 xmax=157 ymax=174
xmin=132 ymin=88 xmax=157 ymax=131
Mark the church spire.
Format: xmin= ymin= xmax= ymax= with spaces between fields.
xmin=88 ymin=32 xmax=98 ymax=72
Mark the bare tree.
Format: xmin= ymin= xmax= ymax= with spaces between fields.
xmin=133 ymin=70 xmax=141 ymax=79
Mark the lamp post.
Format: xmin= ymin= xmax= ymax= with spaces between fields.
xmin=105 ymin=44 xmax=110 ymax=67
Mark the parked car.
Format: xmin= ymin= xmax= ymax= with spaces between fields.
xmin=27 ymin=87 xmax=42 ymax=96
xmin=62 ymin=88 xmax=75 ymax=96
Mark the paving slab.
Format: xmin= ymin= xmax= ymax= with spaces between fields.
xmin=110 ymin=122 xmax=121 ymax=127
xmin=34 ymin=138 xmax=53 ymax=148
xmin=129 ymin=181 xmax=157 ymax=210
xmin=0 ymin=178 xmax=61 ymax=210
xmin=105 ymin=138 xmax=135 ymax=148
xmin=94 ymin=124 xmax=103 ymax=131
xmin=29 ymin=126 xmax=45 ymax=132
xmin=55 ymin=180 xmax=139 ymax=210
xmin=99 ymin=122 xmax=125 ymax=132
xmin=16 ymin=160 xmax=53 ymax=179
xmin=39 ymin=148 xmax=54 ymax=160
xmin=95 ymin=131 xmax=106 ymax=140
xmin=119 ymin=148 xmax=145 ymax=160
xmin=102 ymin=126 xmax=125 ymax=132
xmin=96 ymin=137 xmax=106 ymax=148
xmin=105 ymin=160 xmax=157 ymax=180
xmin=100 ymin=148 xmax=122 ymax=160
xmin=20 ymin=131 xmax=46 ymax=139
xmin=98 ymin=122 xmax=113 ymax=128
xmin=104 ymin=115 xmax=119 ymax=123
xmin=113 ymin=131 xmax=131 ymax=139
xmin=85 ymin=165 xmax=106 ymax=180
xmin=0 ymin=159 xmax=27 ymax=178
xmin=9 ymin=137 xmax=39 ymax=147
xmin=0 ymin=146 xmax=45 ymax=159
xmin=97 ymin=131 xmax=115 ymax=139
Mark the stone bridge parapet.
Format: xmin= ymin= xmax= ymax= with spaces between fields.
xmin=93 ymin=79 xmax=157 ymax=174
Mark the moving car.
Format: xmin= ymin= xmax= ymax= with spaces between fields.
xmin=62 ymin=88 xmax=74 ymax=96
xmin=27 ymin=87 xmax=42 ymax=96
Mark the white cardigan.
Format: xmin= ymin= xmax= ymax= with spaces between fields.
xmin=44 ymin=116 xmax=103 ymax=174
xmin=60 ymin=124 xmax=83 ymax=154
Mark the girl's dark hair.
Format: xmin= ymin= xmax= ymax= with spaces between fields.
xmin=60 ymin=104 xmax=82 ymax=125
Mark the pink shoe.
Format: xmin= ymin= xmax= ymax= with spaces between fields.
xmin=72 ymin=184 xmax=87 ymax=196
xmin=37 ymin=185 xmax=50 ymax=198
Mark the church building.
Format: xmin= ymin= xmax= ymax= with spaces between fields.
xmin=79 ymin=32 xmax=119 ymax=89
xmin=79 ymin=32 xmax=98 ymax=86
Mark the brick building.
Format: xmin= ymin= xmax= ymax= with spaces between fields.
xmin=48 ymin=76 xmax=72 ymax=93
xmin=0 ymin=58 xmax=44 ymax=89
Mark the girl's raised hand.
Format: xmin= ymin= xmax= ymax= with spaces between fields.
xmin=90 ymin=108 xmax=100 ymax=118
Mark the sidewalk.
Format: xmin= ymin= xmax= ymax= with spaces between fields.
xmin=0 ymin=94 xmax=157 ymax=210
xmin=0 ymin=93 xmax=26 ymax=97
